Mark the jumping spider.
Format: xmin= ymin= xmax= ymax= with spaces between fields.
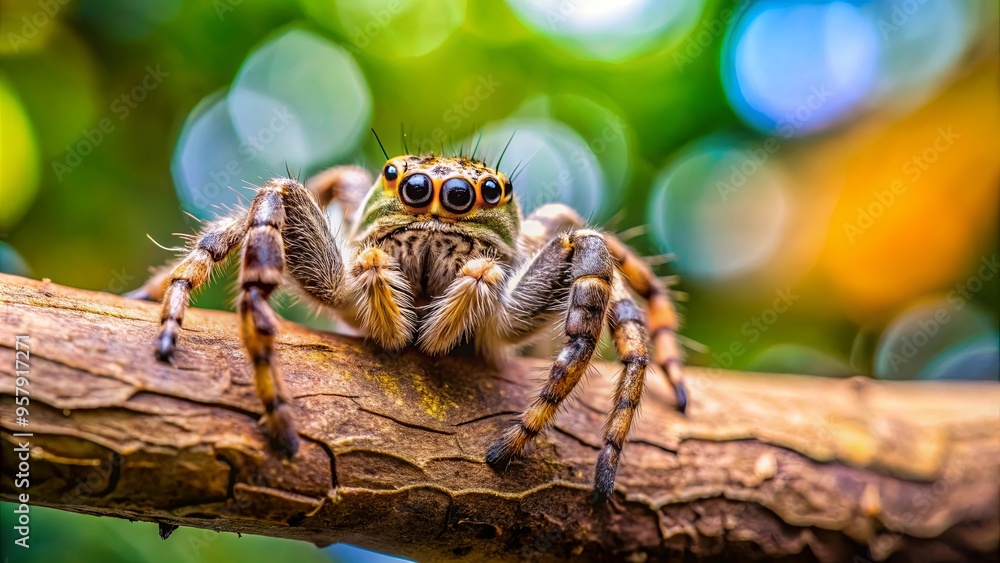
xmin=129 ymin=148 xmax=687 ymax=501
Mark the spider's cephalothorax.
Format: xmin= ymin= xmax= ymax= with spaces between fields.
xmin=129 ymin=154 xmax=687 ymax=502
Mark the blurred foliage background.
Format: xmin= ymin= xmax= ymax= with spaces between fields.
xmin=0 ymin=0 xmax=997 ymax=561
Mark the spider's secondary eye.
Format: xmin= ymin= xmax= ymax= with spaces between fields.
xmin=481 ymin=178 xmax=502 ymax=204
xmin=399 ymin=173 xmax=432 ymax=207
xmin=440 ymin=178 xmax=475 ymax=214
xmin=384 ymin=164 xmax=398 ymax=181
xmin=504 ymin=179 xmax=513 ymax=198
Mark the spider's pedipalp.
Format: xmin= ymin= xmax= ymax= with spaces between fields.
xmin=346 ymin=246 xmax=416 ymax=351
xmin=418 ymin=256 xmax=505 ymax=356
xmin=280 ymin=179 xmax=347 ymax=308
xmin=486 ymin=230 xmax=614 ymax=468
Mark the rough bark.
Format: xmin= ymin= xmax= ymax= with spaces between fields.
xmin=0 ymin=273 xmax=997 ymax=562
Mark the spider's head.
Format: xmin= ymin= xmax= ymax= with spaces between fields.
xmin=355 ymin=155 xmax=521 ymax=246
xmin=380 ymin=155 xmax=514 ymax=218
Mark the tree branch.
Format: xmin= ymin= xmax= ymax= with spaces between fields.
xmin=0 ymin=273 xmax=997 ymax=562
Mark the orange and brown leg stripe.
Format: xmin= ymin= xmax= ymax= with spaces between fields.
xmin=237 ymin=183 xmax=299 ymax=457
xmin=603 ymin=233 xmax=688 ymax=413
xmin=487 ymin=230 xmax=614 ymax=468
xmin=594 ymin=274 xmax=649 ymax=502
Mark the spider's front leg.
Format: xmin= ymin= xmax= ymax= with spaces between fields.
xmin=139 ymin=177 xmax=351 ymax=457
xmin=486 ymin=230 xmax=614 ymax=470
xmin=127 ymin=165 xmax=371 ymax=303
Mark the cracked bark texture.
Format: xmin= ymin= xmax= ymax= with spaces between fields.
xmin=0 ymin=273 xmax=997 ymax=562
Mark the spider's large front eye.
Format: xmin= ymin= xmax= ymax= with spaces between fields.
xmin=399 ymin=173 xmax=432 ymax=207
xmin=481 ymin=177 xmax=502 ymax=205
xmin=384 ymin=163 xmax=398 ymax=181
xmin=440 ymin=178 xmax=475 ymax=214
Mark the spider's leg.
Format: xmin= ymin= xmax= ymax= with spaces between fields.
xmin=603 ymin=235 xmax=687 ymax=413
xmin=279 ymin=179 xmax=347 ymax=308
xmin=417 ymin=256 xmax=505 ymax=356
xmin=149 ymin=216 xmax=246 ymax=359
xmin=233 ymin=174 xmax=362 ymax=456
xmin=304 ymin=164 xmax=373 ymax=232
xmin=594 ymin=273 xmax=649 ymax=502
xmin=127 ymin=166 xmax=369 ymax=302
xmin=486 ymin=230 xmax=613 ymax=467
xmin=345 ymin=246 xmax=416 ymax=351
xmin=518 ymin=203 xmax=588 ymax=254
xmin=235 ymin=179 xmax=311 ymax=457
xmin=125 ymin=217 xmax=244 ymax=304
xmin=519 ymin=203 xmax=688 ymax=412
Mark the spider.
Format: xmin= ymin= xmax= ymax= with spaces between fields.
xmin=128 ymin=142 xmax=688 ymax=502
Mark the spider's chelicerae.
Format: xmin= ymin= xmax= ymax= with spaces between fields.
xmin=129 ymin=148 xmax=687 ymax=502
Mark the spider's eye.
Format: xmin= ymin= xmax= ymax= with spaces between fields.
xmin=383 ymin=164 xmax=398 ymax=181
xmin=440 ymin=178 xmax=475 ymax=214
xmin=399 ymin=173 xmax=432 ymax=207
xmin=481 ymin=177 xmax=502 ymax=205
xmin=504 ymin=179 xmax=513 ymax=198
